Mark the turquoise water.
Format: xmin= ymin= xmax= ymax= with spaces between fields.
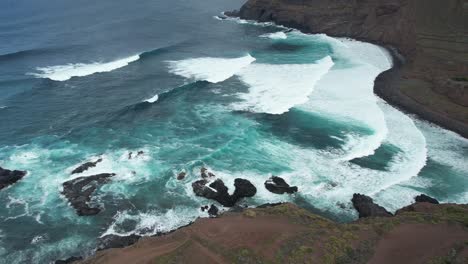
xmin=0 ymin=1 xmax=467 ymax=263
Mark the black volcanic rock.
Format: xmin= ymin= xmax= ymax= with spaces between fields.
xmin=0 ymin=167 xmax=27 ymax=190
xmin=54 ymin=256 xmax=83 ymax=264
xmin=264 ymin=176 xmax=298 ymax=194
xmin=415 ymin=194 xmax=439 ymax=204
xmin=192 ymin=178 xmax=257 ymax=207
xmin=98 ymin=234 xmax=141 ymax=251
xmin=351 ymin=194 xmax=392 ymax=218
xmin=208 ymin=204 xmax=219 ymax=217
xmin=62 ymin=173 xmax=115 ymax=216
xmin=224 ymin=10 xmax=239 ymax=17
xmin=233 ymin=178 xmax=257 ymax=199
xmin=71 ymin=158 xmax=102 ymax=174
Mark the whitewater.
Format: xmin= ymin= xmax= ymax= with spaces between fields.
xmin=1 ymin=3 xmax=467 ymax=263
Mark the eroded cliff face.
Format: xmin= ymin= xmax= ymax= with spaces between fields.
xmin=236 ymin=0 xmax=468 ymax=136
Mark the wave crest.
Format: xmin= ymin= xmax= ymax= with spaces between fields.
xmin=167 ymin=54 xmax=255 ymax=83
xmin=233 ymin=56 xmax=334 ymax=115
xmin=28 ymin=55 xmax=140 ymax=81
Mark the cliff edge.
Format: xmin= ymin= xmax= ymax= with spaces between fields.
xmin=235 ymin=0 xmax=468 ymax=137
xmin=76 ymin=203 xmax=468 ymax=264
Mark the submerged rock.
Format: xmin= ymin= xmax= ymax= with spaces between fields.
xmin=264 ymin=176 xmax=298 ymax=194
xmin=177 ymin=171 xmax=186 ymax=180
xmin=351 ymin=193 xmax=392 ymax=218
xmin=71 ymin=158 xmax=102 ymax=174
xmin=62 ymin=173 xmax=115 ymax=216
xmin=0 ymin=167 xmax=27 ymax=190
xmin=192 ymin=178 xmax=256 ymax=207
xmin=98 ymin=234 xmax=141 ymax=251
xmin=415 ymin=194 xmax=439 ymax=204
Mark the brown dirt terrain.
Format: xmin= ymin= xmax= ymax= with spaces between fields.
xmin=78 ymin=203 xmax=468 ymax=264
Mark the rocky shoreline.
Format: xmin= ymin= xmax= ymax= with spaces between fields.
xmin=228 ymin=0 xmax=468 ymax=138
xmin=65 ymin=196 xmax=467 ymax=264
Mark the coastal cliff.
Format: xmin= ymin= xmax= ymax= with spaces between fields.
xmin=75 ymin=202 xmax=468 ymax=264
xmin=234 ymin=0 xmax=468 ymax=137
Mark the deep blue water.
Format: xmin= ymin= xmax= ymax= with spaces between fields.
xmin=0 ymin=0 xmax=467 ymax=263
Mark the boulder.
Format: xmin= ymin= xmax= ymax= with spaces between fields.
xmin=351 ymin=194 xmax=393 ymax=218
xmin=208 ymin=204 xmax=219 ymax=217
xmin=97 ymin=234 xmax=141 ymax=251
xmin=62 ymin=173 xmax=115 ymax=216
xmin=192 ymin=178 xmax=257 ymax=207
xmin=233 ymin=178 xmax=257 ymax=199
xmin=264 ymin=176 xmax=298 ymax=194
xmin=192 ymin=179 xmax=217 ymax=199
xmin=415 ymin=194 xmax=439 ymax=204
xmin=71 ymin=158 xmax=102 ymax=174
xmin=0 ymin=167 xmax=27 ymax=190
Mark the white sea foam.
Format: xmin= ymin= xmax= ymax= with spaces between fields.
xmin=297 ymin=35 xmax=394 ymax=160
xmin=233 ymin=56 xmax=334 ymax=114
xmin=167 ymin=54 xmax=255 ymax=83
xmin=144 ymin=94 xmax=159 ymax=103
xmin=217 ymin=13 xmax=285 ymax=28
xmin=102 ymin=206 xmax=203 ymax=237
xmin=29 ymin=55 xmax=140 ymax=81
xmin=260 ymin=32 xmax=287 ymax=40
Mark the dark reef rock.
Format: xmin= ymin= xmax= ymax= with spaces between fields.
xmin=54 ymin=256 xmax=83 ymax=264
xmin=415 ymin=194 xmax=439 ymax=204
xmin=62 ymin=173 xmax=115 ymax=216
xmin=233 ymin=178 xmax=257 ymax=199
xmin=98 ymin=234 xmax=141 ymax=251
xmin=264 ymin=176 xmax=298 ymax=194
xmin=224 ymin=10 xmax=239 ymax=17
xmin=71 ymin=158 xmax=102 ymax=174
xmin=192 ymin=178 xmax=256 ymax=207
xmin=208 ymin=204 xmax=219 ymax=217
xmin=177 ymin=171 xmax=186 ymax=180
xmin=351 ymin=194 xmax=393 ymax=218
xmin=0 ymin=167 xmax=27 ymax=190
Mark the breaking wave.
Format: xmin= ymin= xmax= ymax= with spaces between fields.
xmin=233 ymin=56 xmax=334 ymax=114
xmin=260 ymin=32 xmax=287 ymax=40
xmin=28 ymin=55 xmax=140 ymax=81
xmin=167 ymin=54 xmax=255 ymax=83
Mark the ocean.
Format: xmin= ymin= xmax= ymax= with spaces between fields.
xmin=0 ymin=0 xmax=467 ymax=263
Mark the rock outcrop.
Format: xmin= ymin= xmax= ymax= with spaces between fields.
xmin=97 ymin=234 xmax=141 ymax=251
xmin=415 ymin=194 xmax=439 ymax=204
xmin=192 ymin=178 xmax=256 ymax=207
xmin=234 ymin=0 xmax=468 ymax=137
xmin=207 ymin=204 xmax=219 ymax=217
xmin=62 ymin=173 xmax=115 ymax=216
xmin=0 ymin=167 xmax=27 ymax=190
xmin=351 ymin=193 xmax=393 ymax=218
xmin=54 ymin=256 xmax=83 ymax=264
xmin=264 ymin=176 xmax=298 ymax=194
xmin=71 ymin=158 xmax=102 ymax=174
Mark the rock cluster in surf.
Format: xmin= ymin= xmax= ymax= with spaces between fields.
xmin=62 ymin=173 xmax=115 ymax=216
xmin=71 ymin=158 xmax=102 ymax=174
xmin=192 ymin=178 xmax=257 ymax=207
xmin=0 ymin=166 xmax=27 ymax=190
xmin=351 ymin=193 xmax=393 ymax=218
xmin=264 ymin=176 xmax=298 ymax=194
